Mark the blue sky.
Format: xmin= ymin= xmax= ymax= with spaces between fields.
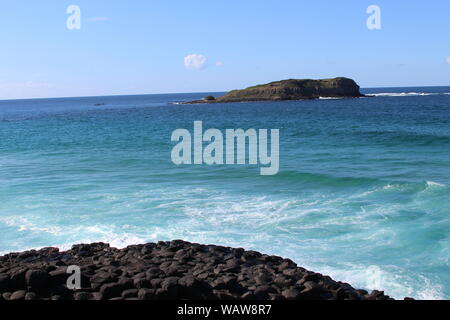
xmin=0 ymin=0 xmax=449 ymax=99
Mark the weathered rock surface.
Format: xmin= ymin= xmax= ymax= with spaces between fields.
xmin=0 ymin=240 xmax=405 ymax=301
xmin=184 ymin=77 xmax=364 ymax=104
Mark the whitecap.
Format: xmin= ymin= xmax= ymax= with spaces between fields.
xmin=367 ymin=92 xmax=448 ymax=97
xmin=426 ymin=181 xmax=446 ymax=187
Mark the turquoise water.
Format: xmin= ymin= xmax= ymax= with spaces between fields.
xmin=0 ymin=87 xmax=449 ymax=299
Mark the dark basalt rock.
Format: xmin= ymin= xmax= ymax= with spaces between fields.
xmin=121 ymin=289 xmax=138 ymax=299
xmin=0 ymin=274 xmax=10 ymax=292
xmin=100 ymin=283 xmax=125 ymax=299
xmin=282 ymin=288 xmax=301 ymax=300
xmin=25 ymin=292 xmax=38 ymax=300
xmin=25 ymin=269 xmax=50 ymax=293
xmin=10 ymin=290 xmax=27 ymax=300
xmin=10 ymin=268 xmax=27 ymax=290
xmin=183 ymin=77 xmax=364 ymax=104
xmin=73 ymin=292 xmax=93 ymax=301
xmin=0 ymin=240 xmax=403 ymax=301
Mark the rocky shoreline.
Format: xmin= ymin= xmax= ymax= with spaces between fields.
xmin=0 ymin=240 xmax=407 ymax=301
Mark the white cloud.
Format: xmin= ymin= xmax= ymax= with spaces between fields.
xmin=88 ymin=17 xmax=109 ymax=22
xmin=216 ymin=61 xmax=224 ymax=67
xmin=447 ymin=57 xmax=450 ymax=64
xmin=184 ymin=54 xmax=208 ymax=70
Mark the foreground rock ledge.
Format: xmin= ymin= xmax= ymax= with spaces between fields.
xmin=0 ymin=240 xmax=406 ymax=301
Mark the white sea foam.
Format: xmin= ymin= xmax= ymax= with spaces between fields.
xmin=49 ymin=233 xmax=148 ymax=253
xmin=0 ymin=221 xmax=149 ymax=255
xmin=368 ymin=92 xmax=434 ymax=97
xmin=1 ymin=188 xmax=448 ymax=299
xmin=0 ymin=235 xmax=148 ymax=256
xmin=317 ymin=263 xmax=445 ymax=300
xmin=350 ymin=183 xmax=404 ymax=198
xmin=0 ymin=216 xmax=63 ymax=235
xmin=426 ymin=181 xmax=446 ymax=188
xmin=367 ymin=91 xmax=450 ymax=97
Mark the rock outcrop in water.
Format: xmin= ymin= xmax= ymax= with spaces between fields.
xmin=184 ymin=77 xmax=363 ymax=104
xmin=0 ymin=240 xmax=406 ymax=301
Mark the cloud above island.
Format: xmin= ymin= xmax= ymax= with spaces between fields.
xmin=184 ymin=54 xmax=208 ymax=70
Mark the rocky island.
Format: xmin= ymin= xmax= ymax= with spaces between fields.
xmin=184 ymin=77 xmax=364 ymax=104
xmin=0 ymin=240 xmax=406 ymax=301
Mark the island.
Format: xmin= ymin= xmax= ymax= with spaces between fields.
xmin=183 ymin=77 xmax=364 ymax=104
xmin=0 ymin=240 xmax=406 ymax=300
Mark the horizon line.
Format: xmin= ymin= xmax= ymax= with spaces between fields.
xmin=1 ymin=84 xmax=450 ymax=102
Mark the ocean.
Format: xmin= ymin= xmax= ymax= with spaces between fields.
xmin=0 ymin=86 xmax=449 ymax=300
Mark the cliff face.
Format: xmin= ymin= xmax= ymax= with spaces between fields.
xmin=184 ymin=77 xmax=363 ymax=104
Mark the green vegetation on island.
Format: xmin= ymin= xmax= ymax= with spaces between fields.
xmin=184 ymin=77 xmax=363 ymax=104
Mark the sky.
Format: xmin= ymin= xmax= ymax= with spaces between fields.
xmin=0 ymin=0 xmax=449 ymax=100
